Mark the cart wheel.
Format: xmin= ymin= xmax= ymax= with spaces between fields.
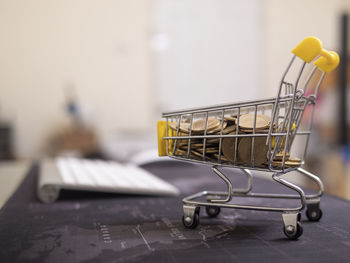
xmin=306 ymin=207 xmax=323 ymax=222
xmin=182 ymin=213 xmax=199 ymax=229
xmin=283 ymin=222 xmax=303 ymax=240
xmin=206 ymin=206 xmax=221 ymax=218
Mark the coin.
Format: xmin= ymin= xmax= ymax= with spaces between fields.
xmin=207 ymin=121 xmax=228 ymax=134
xmin=238 ymin=137 xmax=268 ymax=166
xmin=195 ymin=147 xmax=219 ymax=154
xmin=222 ymin=133 xmax=239 ymax=163
xmin=239 ymin=128 xmax=270 ymax=134
xmin=190 ymin=150 xmax=205 ymax=158
xmin=173 ymin=148 xmax=187 ymax=156
xmin=238 ymin=114 xmax=271 ymax=130
xmin=287 ymin=156 xmax=301 ymax=163
xmin=223 ymin=115 xmax=237 ymax=122
xmin=169 ymin=122 xmax=190 ymax=133
xmin=272 ymin=156 xmax=302 ymax=167
xmin=175 ymin=137 xmax=219 ymax=159
xmin=179 ymin=140 xmax=218 ymax=148
xmin=169 ymin=114 xmax=275 ymax=168
xmin=211 ymin=153 xmax=230 ymax=162
xmin=272 ymin=161 xmax=301 ymax=168
xmin=273 ymin=151 xmax=290 ymax=161
xmin=192 ymin=118 xmax=221 ymax=133
xmin=222 ymin=124 xmax=236 ymax=134
xmin=172 ymin=138 xmax=189 ymax=147
xmin=182 ymin=117 xmax=191 ymax=123
xmin=206 ymin=138 xmax=220 ymax=144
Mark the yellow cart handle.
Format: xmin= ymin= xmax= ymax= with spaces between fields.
xmin=292 ymin=36 xmax=339 ymax=72
xmin=314 ymin=50 xmax=339 ymax=72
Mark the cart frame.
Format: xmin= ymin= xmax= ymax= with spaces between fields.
xmin=158 ymin=37 xmax=339 ymax=239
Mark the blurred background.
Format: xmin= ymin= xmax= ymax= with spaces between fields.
xmin=1 ymin=0 xmax=350 ymax=199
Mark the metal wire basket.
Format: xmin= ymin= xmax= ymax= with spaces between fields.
xmin=157 ymin=37 xmax=339 ymax=239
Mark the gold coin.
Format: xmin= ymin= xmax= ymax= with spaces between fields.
xmin=273 ymin=151 xmax=290 ymax=161
xmin=207 ymin=121 xmax=228 ymax=134
xmin=192 ymin=118 xmax=221 ymax=133
xmin=182 ymin=117 xmax=191 ymax=123
xmin=199 ymin=123 xmax=236 ymax=138
xmin=288 ymin=157 xmax=301 ymax=163
xmin=285 ymin=161 xmax=301 ymax=167
xmin=206 ymin=138 xmax=220 ymax=143
xmin=169 ymin=122 xmax=190 ymax=133
xmin=212 ymin=153 xmax=230 ymax=162
xmin=185 ymin=139 xmax=202 ymax=144
xmin=196 ymin=143 xmax=218 ymax=149
xmin=205 ymin=155 xmax=217 ymax=162
xmin=286 ymin=157 xmax=302 ymax=164
xmin=222 ymin=133 xmax=239 ymax=163
xmin=272 ymin=156 xmax=301 ymax=167
xmin=189 ymin=143 xmax=204 ymax=149
xmin=173 ymin=148 xmax=187 ymax=156
xmin=176 ymin=141 xmax=190 ymax=147
xmin=190 ymin=150 xmax=204 ymax=158
xmin=221 ymin=124 xmax=236 ymax=134
xmin=172 ymin=140 xmax=188 ymax=150
xmin=272 ymin=160 xmax=301 ymax=168
xmin=195 ymin=147 xmax=219 ymax=154
xmin=180 ymin=141 xmax=219 ymax=149
xmin=239 ymin=128 xmax=270 ymax=134
xmin=238 ymin=137 xmax=268 ymax=166
xmin=238 ymin=114 xmax=271 ymax=130
xmin=223 ymin=115 xmax=237 ymax=122
xmin=191 ymin=145 xmax=219 ymax=154
xmin=173 ymin=137 xmax=188 ymax=142
xmin=177 ymin=141 xmax=194 ymax=147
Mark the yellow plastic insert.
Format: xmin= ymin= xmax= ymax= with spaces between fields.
xmin=157 ymin=121 xmax=168 ymax=156
xmin=271 ymin=123 xmax=296 ymax=148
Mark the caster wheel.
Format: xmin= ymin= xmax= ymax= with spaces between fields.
xmin=306 ymin=208 xmax=323 ymax=222
xmin=283 ymin=222 xmax=303 ymax=240
xmin=206 ymin=206 xmax=221 ymax=218
xmin=182 ymin=213 xmax=200 ymax=229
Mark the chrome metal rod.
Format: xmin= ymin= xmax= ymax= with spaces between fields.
xmin=297 ymin=167 xmax=324 ymax=199
xmin=183 ymin=190 xmax=316 ymax=201
xmin=163 ymin=96 xmax=293 ymax=117
xmin=238 ymin=168 xmax=253 ymax=194
xmin=303 ymin=72 xmax=326 ymax=160
xmin=163 ymin=131 xmax=311 ymax=140
xmin=210 ymin=166 xmax=233 ymax=203
xmin=182 ymin=190 xmax=304 ymax=213
xmin=169 ymin=155 xmax=298 ymax=173
xmin=272 ymin=173 xmax=306 ymax=211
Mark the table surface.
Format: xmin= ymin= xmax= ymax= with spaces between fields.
xmin=0 ymin=161 xmax=30 ymax=209
xmin=1 ymin=161 xmax=350 ymax=263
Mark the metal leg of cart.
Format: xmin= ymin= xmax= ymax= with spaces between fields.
xmin=272 ymin=172 xmax=305 ymax=239
xmin=182 ymin=165 xmax=307 ymax=239
xmin=297 ymin=167 xmax=324 ymax=221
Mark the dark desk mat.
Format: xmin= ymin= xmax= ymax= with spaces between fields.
xmin=1 ymin=162 xmax=350 ymax=263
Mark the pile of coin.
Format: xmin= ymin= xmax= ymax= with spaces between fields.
xmin=222 ymin=114 xmax=271 ymax=166
xmin=169 ymin=113 xmax=301 ymax=168
xmin=272 ymin=153 xmax=302 ymax=168
xmin=169 ymin=117 xmax=233 ymax=161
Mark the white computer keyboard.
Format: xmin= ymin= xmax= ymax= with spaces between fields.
xmin=38 ymin=158 xmax=180 ymax=203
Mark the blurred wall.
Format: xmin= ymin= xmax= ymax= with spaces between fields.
xmin=262 ymin=0 xmax=350 ymax=97
xmin=0 ymin=0 xmax=153 ymax=158
xmin=152 ymin=0 xmax=262 ymax=112
xmin=1 ymin=0 xmax=349 ymax=159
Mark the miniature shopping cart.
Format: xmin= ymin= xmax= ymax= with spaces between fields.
xmin=157 ymin=37 xmax=339 ymax=240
